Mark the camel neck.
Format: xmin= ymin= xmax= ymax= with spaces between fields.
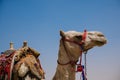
xmin=53 ymin=40 xmax=76 ymax=80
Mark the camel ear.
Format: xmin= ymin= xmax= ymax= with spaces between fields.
xmin=60 ymin=30 xmax=65 ymax=38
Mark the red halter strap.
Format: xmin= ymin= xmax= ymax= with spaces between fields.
xmin=82 ymin=30 xmax=87 ymax=42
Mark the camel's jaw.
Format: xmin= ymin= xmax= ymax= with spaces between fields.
xmin=94 ymin=39 xmax=107 ymax=47
xmin=84 ymin=38 xmax=107 ymax=51
xmin=82 ymin=40 xmax=107 ymax=51
xmin=84 ymin=31 xmax=107 ymax=49
xmin=92 ymin=35 xmax=107 ymax=47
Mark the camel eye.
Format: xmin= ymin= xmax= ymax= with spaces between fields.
xmin=75 ymin=35 xmax=82 ymax=40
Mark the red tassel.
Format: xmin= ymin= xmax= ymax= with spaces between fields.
xmin=77 ymin=65 xmax=83 ymax=72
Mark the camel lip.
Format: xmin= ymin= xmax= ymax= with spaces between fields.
xmin=25 ymin=72 xmax=42 ymax=80
xmin=95 ymin=40 xmax=107 ymax=46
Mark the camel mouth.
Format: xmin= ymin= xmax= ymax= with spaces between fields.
xmin=23 ymin=72 xmax=41 ymax=80
xmin=95 ymin=40 xmax=107 ymax=46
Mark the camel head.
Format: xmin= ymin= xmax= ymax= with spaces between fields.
xmin=60 ymin=30 xmax=107 ymax=53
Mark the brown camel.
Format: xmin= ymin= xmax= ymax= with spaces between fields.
xmin=0 ymin=42 xmax=45 ymax=80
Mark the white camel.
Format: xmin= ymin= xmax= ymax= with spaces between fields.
xmin=53 ymin=30 xmax=107 ymax=80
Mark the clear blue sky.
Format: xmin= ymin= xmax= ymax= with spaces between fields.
xmin=0 ymin=0 xmax=120 ymax=80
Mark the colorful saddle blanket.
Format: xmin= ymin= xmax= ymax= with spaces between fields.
xmin=0 ymin=50 xmax=15 ymax=80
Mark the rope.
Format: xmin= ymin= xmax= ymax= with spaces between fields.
xmin=84 ymin=51 xmax=87 ymax=80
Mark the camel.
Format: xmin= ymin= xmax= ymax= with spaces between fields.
xmin=0 ymin=42 xmax=45 ymax=80
xmin=53 ymin=30 xmax=107 ymax=80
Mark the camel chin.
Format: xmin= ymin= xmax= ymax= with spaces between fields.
xmin=95 ymin=40 xmax=107 ymax=46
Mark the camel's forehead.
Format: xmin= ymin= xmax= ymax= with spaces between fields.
xmin=88 ymin=31 xmax=104 ymax=35
xmin=64 ymin=31 xmax=104 ymax=37
xmin=65 ymin=31 xmax=82 ymax=36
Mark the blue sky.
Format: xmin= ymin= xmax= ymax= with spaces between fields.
xmin=0 ymin=0 xmax=120 ymax=80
